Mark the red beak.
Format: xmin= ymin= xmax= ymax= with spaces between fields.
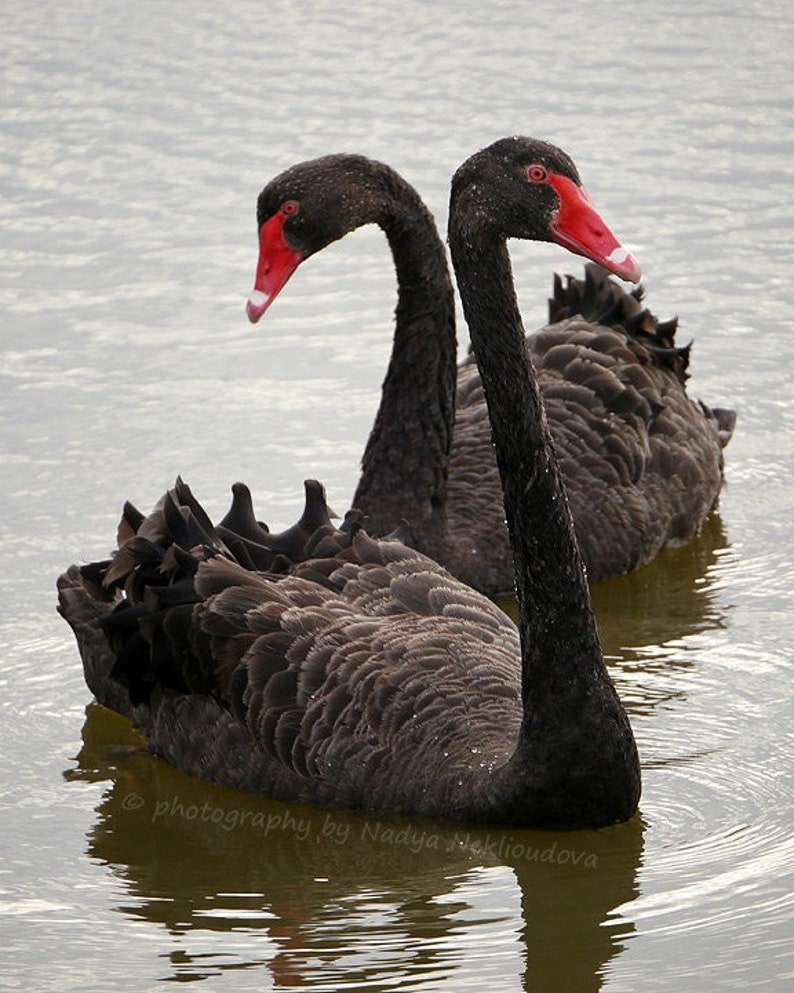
xmin=246 ymin=212 xmax=303 ymax=323
xmin=547 ymin=173 xmax=641 ymax=283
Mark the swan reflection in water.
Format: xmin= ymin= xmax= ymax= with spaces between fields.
xmin=68 ymin=703 xmax=643 ymax=991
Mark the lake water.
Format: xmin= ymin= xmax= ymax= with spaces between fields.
xmin=2 ymin=1 xmax=793 ymax=990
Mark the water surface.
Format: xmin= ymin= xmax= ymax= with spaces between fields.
xmin=2 ymin=2 xmax=793 ymax=990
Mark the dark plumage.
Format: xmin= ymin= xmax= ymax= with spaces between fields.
xmin=247 ymin=154 xmax=735 ymax=595
xmin=59 ymin=138 xmax=644 ymax=828
xmin=452 ymin=265 xmax=737 ymax=590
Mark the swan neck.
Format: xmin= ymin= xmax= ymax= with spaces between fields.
xmin=448 ymin=224 xmax=602 ymax=699
xmin=352 ymin=178 xmax=457 ymax=549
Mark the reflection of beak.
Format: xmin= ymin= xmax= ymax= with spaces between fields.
xmin=548 ymin=174 xmax=641 ymax=283
xmin=246 ymin=213 xmax=303 ymax=323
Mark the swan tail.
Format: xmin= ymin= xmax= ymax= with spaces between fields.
xmin=548 ymin=263 xmax=697 ymax=384
xmin=701 ymin=402 xmax=738 ymax=449
xmin=58 ymin=478 xmax=340 ymax=718
xmin=57 ymin=564 xmax=135 ymax=718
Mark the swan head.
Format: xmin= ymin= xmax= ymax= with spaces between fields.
xmin=450 ymin=137 xmax=642 ymax=284
xmin=247 ymin=154 xmax=406 ymax=323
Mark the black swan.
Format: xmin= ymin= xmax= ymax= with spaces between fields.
xmin=58 ymin=137 xmax=641 ymax=828
xmin=247 ymin=154 xmax=735 ymax=595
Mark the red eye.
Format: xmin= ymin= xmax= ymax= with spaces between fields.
xmin=280 ymin=200 xmax=299 ymax=216
xmin=527 ymin=165 xmax=548 ymax=183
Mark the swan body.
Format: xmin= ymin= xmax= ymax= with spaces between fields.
xmin=61 ymin=490 xmax=530 ymax=820
xmin=248 ymin=155 xmax=734 ymax=595
xmin=59 ymin=138 xmax=642 ymax=828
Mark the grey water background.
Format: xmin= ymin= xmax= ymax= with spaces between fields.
xmin=2 ymin=1 xmax=793 ymax=990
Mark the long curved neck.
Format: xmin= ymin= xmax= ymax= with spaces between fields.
xmin=445 ymin=149 xmax=639 ymax=827
xmin=351 ymin=178 xmax=457 ymax=552
xmin=448 ymin=220 xmax=602 ymax=707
